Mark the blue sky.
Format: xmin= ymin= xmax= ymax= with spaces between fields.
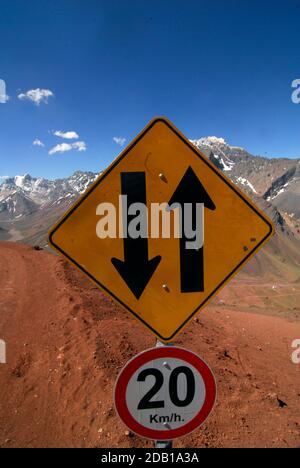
xmin=0 ymin=0 xmax=300 ymax=179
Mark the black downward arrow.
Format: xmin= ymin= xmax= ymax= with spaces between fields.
xmin=168 ymin=167 xmax=216 ymax=293
xmin=111 ymin=172 xmax=161 ymax=300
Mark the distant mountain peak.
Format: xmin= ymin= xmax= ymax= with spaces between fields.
xmin=191 ymin=136 xmax=228 ymax=146
xmin=14 ymin=174 xmax=36 ymax=189
xmin=190 ymin=136 xmax=244 ymax=151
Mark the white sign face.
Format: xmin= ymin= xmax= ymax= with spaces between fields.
xmin=114 ymin=347 xmax=216 ymax=440
xmin=126 ymin=357 xmax=205 ymax=431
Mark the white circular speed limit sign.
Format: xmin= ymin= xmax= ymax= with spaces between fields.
xmin=114 ymin=347 xmax=216 ymax=440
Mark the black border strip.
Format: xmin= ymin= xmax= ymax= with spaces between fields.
xmin=49 ymin=117 xmax=274 ymax=341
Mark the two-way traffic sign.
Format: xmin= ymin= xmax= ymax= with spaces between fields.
xmin=48 ymin=117 xmax=274 ymax=341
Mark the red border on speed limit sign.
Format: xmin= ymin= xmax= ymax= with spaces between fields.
xmin=114 ymin=347 xmax=216 ymax=440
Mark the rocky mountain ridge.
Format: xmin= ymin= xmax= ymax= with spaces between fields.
xmin=1 ymin=138 xmax=300 ymax=281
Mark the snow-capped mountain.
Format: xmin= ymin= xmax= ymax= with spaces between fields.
xmin=0 ymin=171 xmax=99 ymax=245
xmin=0 ymin=171 xmax=99 ymax=220
xmin=0 ymin=191 xmax=37 ymax=221
xmin=191 ymin=136 xmax=300 ymax=200
xmin=190 ymin=136 xmax=238 ymax=172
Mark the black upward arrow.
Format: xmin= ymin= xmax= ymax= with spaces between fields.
xmin=111 ymin=172 xmax=161 ymax=300
xmin=168 ymin=166 xmax=216 ymax=293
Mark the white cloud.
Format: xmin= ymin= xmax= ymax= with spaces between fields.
xmin=113 ymin=136 xmax=126 ymax=146
xmin=18 ymin=88 xmax=54 ymax=105
xmin=53 ymin=130 xmax=79 ymax=140
xmin=49 ymin=141 xmax=86 ymax=155
xmin=33 ymin=138 xmax=45 ymax=147
xmin=49 ymin=143 xmax=72 ymax=155
xmin=0 ymin=175 xmax=9 ymax=180
xmin=72 ymin=141 xmax=86 ymax=151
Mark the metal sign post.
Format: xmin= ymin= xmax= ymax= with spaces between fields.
xmin=155 ymin=340 xmax=173 ymax=449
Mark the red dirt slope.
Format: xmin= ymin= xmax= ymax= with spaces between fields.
xmin=0 ymin=242 xmax=299 ymax=448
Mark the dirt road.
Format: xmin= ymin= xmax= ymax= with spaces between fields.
xmin=0 ymin=242 xmax=299 ymax=448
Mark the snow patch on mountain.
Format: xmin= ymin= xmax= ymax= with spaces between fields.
xmin=190 ymin=136 xmax=243 ymax=151
xmin=267 ymin=184 xmax=289 ymax=201
xmin=236 ymin=177 xmax=258 ymax=194
xmin=190 ymin=136 xmax=237 ymax=172
xmin=214 ymin=154 xmax=235 ymax=171
xmin=15 ymin=175 xmax=29 ymax=187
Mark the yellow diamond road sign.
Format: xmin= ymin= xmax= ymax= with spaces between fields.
xmin=48 ymin=117 xmax=274 ymax=341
